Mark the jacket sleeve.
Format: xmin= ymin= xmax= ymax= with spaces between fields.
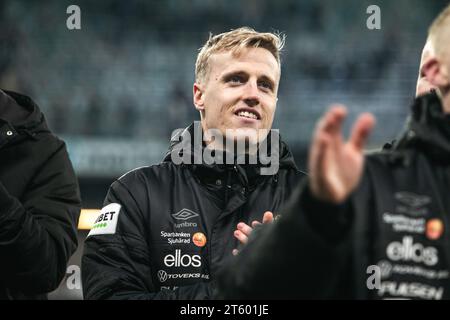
xmin=216 ymin=178 xmax=355 ymax=299
xmin=0 ymin=141 xmax=81 ymax=294
xmin=82 ymin=180 xmax=215 ymax=300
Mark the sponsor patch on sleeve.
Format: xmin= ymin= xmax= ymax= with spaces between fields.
xmin=88 ymin=203 xmax=121 ymax=237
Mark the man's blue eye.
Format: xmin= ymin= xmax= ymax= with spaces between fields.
xmin=259 ymin=81 xmax=272 ymax=90
xmin=230 ymin=76 xmax=242 ymax=83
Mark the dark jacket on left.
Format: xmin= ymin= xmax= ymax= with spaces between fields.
xmin=0 ymin=89 xmax=81 ymax=299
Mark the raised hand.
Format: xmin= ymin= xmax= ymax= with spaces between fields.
xmin=232 ymin=211 xmax=274 ymax=255
xmin=309 ymin=105 xmax=375 ymax=204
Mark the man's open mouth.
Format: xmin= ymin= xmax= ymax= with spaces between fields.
xmin=234 ymin=109 xmax=260 ymax=120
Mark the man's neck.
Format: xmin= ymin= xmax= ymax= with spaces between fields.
xmin=204 ymin=138 xmax=258 ymax=156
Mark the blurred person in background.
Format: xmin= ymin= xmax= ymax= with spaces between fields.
xmin=82 ymin=27 xmax=306 ymax=299
xmin=216 ymin=5 xmax=450 ymax=300
xmin=0 ymin=89 xmax=81 ymax=299
xmin=231 ymin=32 xmax=442 ymax=251
xmin=229 ymin=15 xmax=436 ymax=262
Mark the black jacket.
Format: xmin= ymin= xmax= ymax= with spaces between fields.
xmin=82 ymin=123 xmax=306 ymax=299
xmin=0 ymin=90 xmax=81 ymax=299
xmin=217 ymin=92 xmax=450 ymax=300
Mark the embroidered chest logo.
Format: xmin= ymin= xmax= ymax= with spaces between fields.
xmin=395 ymin=192 xmax=431 ymax=216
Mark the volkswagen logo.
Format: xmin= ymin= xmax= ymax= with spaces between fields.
xmin=158 ymin=270 xmax=168 ymax=282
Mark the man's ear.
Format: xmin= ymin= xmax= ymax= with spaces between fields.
xmin=193 ymin=83 xmax=205 ymax=111
xmin=422 ymin=57 xmax=450 ymax=88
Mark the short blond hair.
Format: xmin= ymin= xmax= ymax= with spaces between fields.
xmin=195 ymin=27 xmax=285 ymax=83
xmin=428 ymin=4 xmax=450 ymax=61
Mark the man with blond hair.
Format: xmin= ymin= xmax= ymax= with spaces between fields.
xmin=82 ymin=27 xmax=305 ymax=299
xmin=217 ymin=5 xmax=450 ymax=300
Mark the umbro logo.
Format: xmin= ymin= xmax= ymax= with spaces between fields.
xmin=172 ymin=208 xmax=199 ymax=221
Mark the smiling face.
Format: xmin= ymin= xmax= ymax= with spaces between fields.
xmin=193 ymin=47 xmax=280 ymax=147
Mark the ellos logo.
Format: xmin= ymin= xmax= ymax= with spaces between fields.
xmin=172 ymin=209 xmax=199 ymax=221
xmin=164 ymin=250 xmax=202 ymax=268
xmin=386 ymin=236 xmax=438 ymax=266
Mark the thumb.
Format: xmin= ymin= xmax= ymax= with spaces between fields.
xmin=262 ymin=211 xmax=274 ymax=224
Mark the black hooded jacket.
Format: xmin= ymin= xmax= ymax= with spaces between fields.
xmin=216 ymin=92 xmax=450 ymax=300
xmin=82 ymin=123 xmax=306 ymax=299
xmin=0 ymin=89 xmax=81 ymax=299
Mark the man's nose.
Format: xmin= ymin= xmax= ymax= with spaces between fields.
xmin=243 ymin=82 xmax=260 ymax=107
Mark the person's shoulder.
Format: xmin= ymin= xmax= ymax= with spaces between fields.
xmin=113 ymin=162 xmax=181 ymax=190
xmin=17 ymin=129 xmax=66 ymax=162
xmin=105 ymin=163 xmax=184 ymax=207
xmin=275 ymin=166 xmax=307 ymax=189
xmin=37 ymin=131 xmax=65 ymax=149
xmin=366 ymin=147 xmax=414 ymax=166
xmin=364 ymin=148 xmax=421 ymax=186
xmin=278 ymin=165 xmax=307 ymax=177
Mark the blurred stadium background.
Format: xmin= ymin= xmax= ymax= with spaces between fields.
xmin=0 ymin=0 xmax=447 ymax=299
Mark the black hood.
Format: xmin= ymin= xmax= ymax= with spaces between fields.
xmin=394 ymin=91 xmax=450 ymax=162
xmin=0 ymin=89 xmax=49 ymax=133
xmin=163 ymin=122 xmax=298 ymax=188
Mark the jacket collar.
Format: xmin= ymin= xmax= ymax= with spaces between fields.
xmin=394 ymin=92 xmax=450 ymax=162
xmin=163 ymin=122 xmax=298 ymax=188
